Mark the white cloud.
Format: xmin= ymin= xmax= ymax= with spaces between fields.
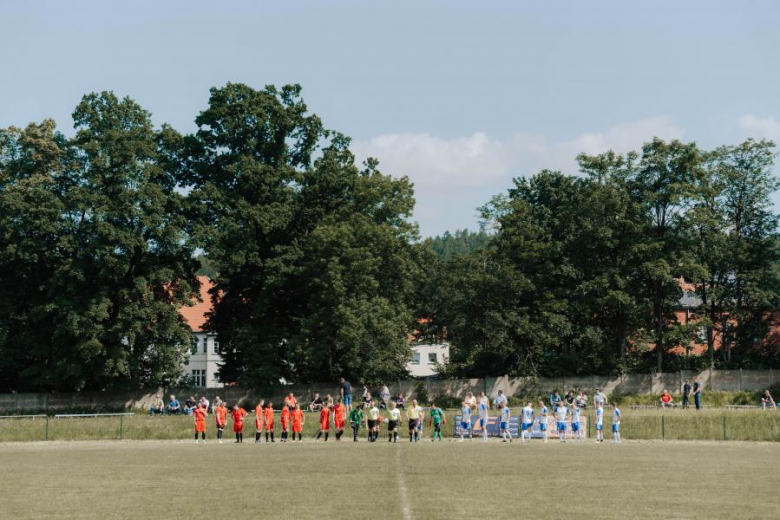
xmin=353 ymin=116 xmax=683 ymax=193
xmin=739 ymin=114 xmax=780 ymax=143
xmin=351 ymin=116 xmax=684 ymax=235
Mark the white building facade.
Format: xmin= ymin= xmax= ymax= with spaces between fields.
xmin=184 ymin=332 xmax=223 ymax=388
xmin=407 ymin=343 xmax=450 ymax=378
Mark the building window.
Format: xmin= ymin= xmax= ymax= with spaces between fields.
xmin=695 ymin=326 xmax=708 ymax=344
xmin=190 ymin=337 xmax=198 ymax=355
xmin=192 ymin=370 xmax=205 ymax=387
xmin=411 ymin=352 xmax=420 ymax=365
xmin=428 ymin=353 xmax=437 ymax=364
xmin=212 ymin=340 xmax=219 ymax=354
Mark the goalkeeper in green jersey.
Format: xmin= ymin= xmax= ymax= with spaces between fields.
xmin=428 ymin=403 xmax=446 ymax=442
xmin=349 ymin=405 xmax=364 ymax=442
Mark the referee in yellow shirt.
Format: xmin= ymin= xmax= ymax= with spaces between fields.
xmin=406 ymin=399 xmax=423 ymax=442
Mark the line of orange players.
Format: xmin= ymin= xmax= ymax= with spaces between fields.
xmin=194 ymin=395 xmax=348 ymax=444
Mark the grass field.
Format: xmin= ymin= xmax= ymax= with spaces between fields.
xmin=2 ymin=407 xmax=779 ymax=442
xmin=1 ymin=439 xmax=779 ymax=519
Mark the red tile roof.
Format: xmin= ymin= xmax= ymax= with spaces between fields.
xmin=180 ymin=276 xmax=214 ymax=332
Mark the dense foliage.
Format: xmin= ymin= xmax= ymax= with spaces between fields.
xmin=431 ymin=141 xmax=780 ymax=377
xmin=1 ymin=83 xmax=778 ymax=391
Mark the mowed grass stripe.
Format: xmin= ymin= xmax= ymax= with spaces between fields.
xmin=1 ymin=441 xmax=778 ymax=520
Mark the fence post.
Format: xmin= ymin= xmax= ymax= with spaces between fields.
xmin=738 ymin=369 xmax=742 ymax=392
xmin=588 ymin=415 xmax=591 ymax=439
xmin=722 ymin=415 xmax=726 ymax=441
xmin=118 ymin=415 xmax=124 ymax=441
xmin=661 ymin=415 xmax=665 ymax=441
xmin=45 ymin=415 xmax=49 ymax=442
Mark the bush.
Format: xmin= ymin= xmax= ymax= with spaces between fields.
xmin=414 ymin=382 xmax=429 ymax=405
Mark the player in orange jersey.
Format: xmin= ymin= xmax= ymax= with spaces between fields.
xmin=291 ymin=404 xmax=305 ymax=442
xmin=254 ymin=399 xmax=265 ymax=443
xmin=215 ymin=401 xmax=228 ymax=443
xmin=231 ymin=404 xmax=248 ymax=443
xmin=332 ymin=398 xmax=347 ymax=441
xmin=264 ymin=401 xmax=275 ymax=443
xmin=280 ymin=404 xmax=290 ymax=442
xmin=193 ymin=402 xmax=208 ymax=443
xmin=315 ymin=403 xmax=331 ymax=442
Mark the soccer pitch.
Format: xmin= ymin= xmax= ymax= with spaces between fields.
xmin=1 ymin=440 xmax=778 ymax=520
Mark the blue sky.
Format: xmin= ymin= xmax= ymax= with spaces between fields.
xmin=2 ymin=1 xmax=779 ymax=236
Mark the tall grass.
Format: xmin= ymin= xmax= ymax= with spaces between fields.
xmin=1 ymin=408 xmax=778 ymax=443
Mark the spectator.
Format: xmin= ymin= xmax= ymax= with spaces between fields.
xmin=479 ymin=392 xmax=490 ymax=410
xmin=693 ymin=377 xmax=703 ymax=410
xmin=325 ymin=394 xmax=334 ymax=407
xmin=760 ymin=390 xmax=776 ymax=410
xmin=593 ymin=388 xmax=607 ymax=408
xmin=200 ymin=396 xmax=210 ymax=411
xmin=340 ymin=378 xmax=353 ymax=410
xmin=550 ymin=391 xmax=562 ymax=410
xmin=682 ymin=380 xmax=691 ymax=409
xmin=184 ymin=396 xmax=198 ymax=415
xmin=284 ymin=393 xmax=298 ymax=410
xmin=494 ymin=390 xmax=508 ymax=410
xmin=564 ymin=390 xmax=575 ymax=406
xmin=362 ymin=386 xmax=372 ymax=407
xmin=575 ymin=391 xmax=588 ymax=409
xmin=212 ymin=395 xmax=223 ymax=414
xmin=309 ymin=393 xmax=324 ymax=412
xmin=464 ymin=392 xmax=477 ymax=409
xmin=167 ymin=395 xmax=181 ymax=415
xmin=394 ymin=393 xmax=405 ymax=410
xmin=379 ymin=384 xmax=391 ymax=409
xmin=660 ymin=390 xmax=673 ymax=408
xmin=149 ymin=394 xmax=165 ymax=416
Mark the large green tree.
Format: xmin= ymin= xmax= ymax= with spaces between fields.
xmin=180 ymin=84 xmax=418 ymax=386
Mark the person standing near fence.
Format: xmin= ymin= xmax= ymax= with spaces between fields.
xmin=194 ymin=402 xmax=208 ymax=443
xmin=594 ymin=402 xmax=604 ymax=443
xmin=611 ymin=403 xmax=621 ymax=443
xmin=538 ymin=401 xmax=549 ymax=443
xmin=340 ymin=378 xmax=353 ymax=411
xmin=254 ymin=400 xmax=265 ymax=443
xmin=349 ymin=405 xmax=363 ymax=442
xmin=693 ymin=377 xmax=703 ymax=410
xmin=263 ymin=402 xmax=275 ymax=443
xmin=232 ymin=404 xmax=248 ymax=443
xmin=682 ymin=380 xmax=691 ymax=409
xmin=292 ymin=404 xmax=305 ymax=442
xmin=215 ymin=401 xmax=227 ymax=443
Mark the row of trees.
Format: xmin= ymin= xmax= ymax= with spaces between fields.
xmin=1 ymin=83 xmax=778 ymax=391
xmin=0 ymin=84 xmax=421 ymax=391
xmin=419 ymin=140 xmax=780 ymax=377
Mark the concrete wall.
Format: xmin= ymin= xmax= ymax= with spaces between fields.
xmin=0 ymin=369 xmax=777 ymax=413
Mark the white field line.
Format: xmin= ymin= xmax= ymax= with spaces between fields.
xmin=395 ymin=447 xmax=413 ymax=520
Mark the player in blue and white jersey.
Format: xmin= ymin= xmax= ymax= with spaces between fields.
xmin=555 ymin=403 xmax=568 ymax=443
xmin=499 ymin=403 xmax=512 ymax=442
xmin=537 ymin=401 xmax=549 ymax=443
xmin=594 ymin=402 xmax=604 ymax=443
xmin=477 ymin=397 xmax=489 ymax=442
xmin=520 ymin=403 xmax=534 ymax=443
xmin=459 ymin=401 xmax=473 ymax=442
xmin=611 ymin=403 xmax=621 ymax=443
xmin=570 ymin=404 xmax=583 ymax=442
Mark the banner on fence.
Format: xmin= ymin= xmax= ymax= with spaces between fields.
xmin=453 ymin=415 xmax=520 ymax=438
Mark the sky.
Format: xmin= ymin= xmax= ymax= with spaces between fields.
xmin=1 ymin=1 xmax=779 ymax=237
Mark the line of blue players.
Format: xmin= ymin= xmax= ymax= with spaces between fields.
xmin=458 ymin=398 xmax=622 ymax=443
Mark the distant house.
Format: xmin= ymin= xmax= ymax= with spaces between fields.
xmin=180 ymin=276 xmax=223 ymax=388
xmin=408 ymin=343 xmax=450 ymax=378
xmin=670 ymin=277 xmax=779 ymax=355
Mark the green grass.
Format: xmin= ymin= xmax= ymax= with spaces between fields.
xmin=1 ymin=440 xmax=779 ymax=519
xmin=2 ymin=408 xmax=779 ymax=442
